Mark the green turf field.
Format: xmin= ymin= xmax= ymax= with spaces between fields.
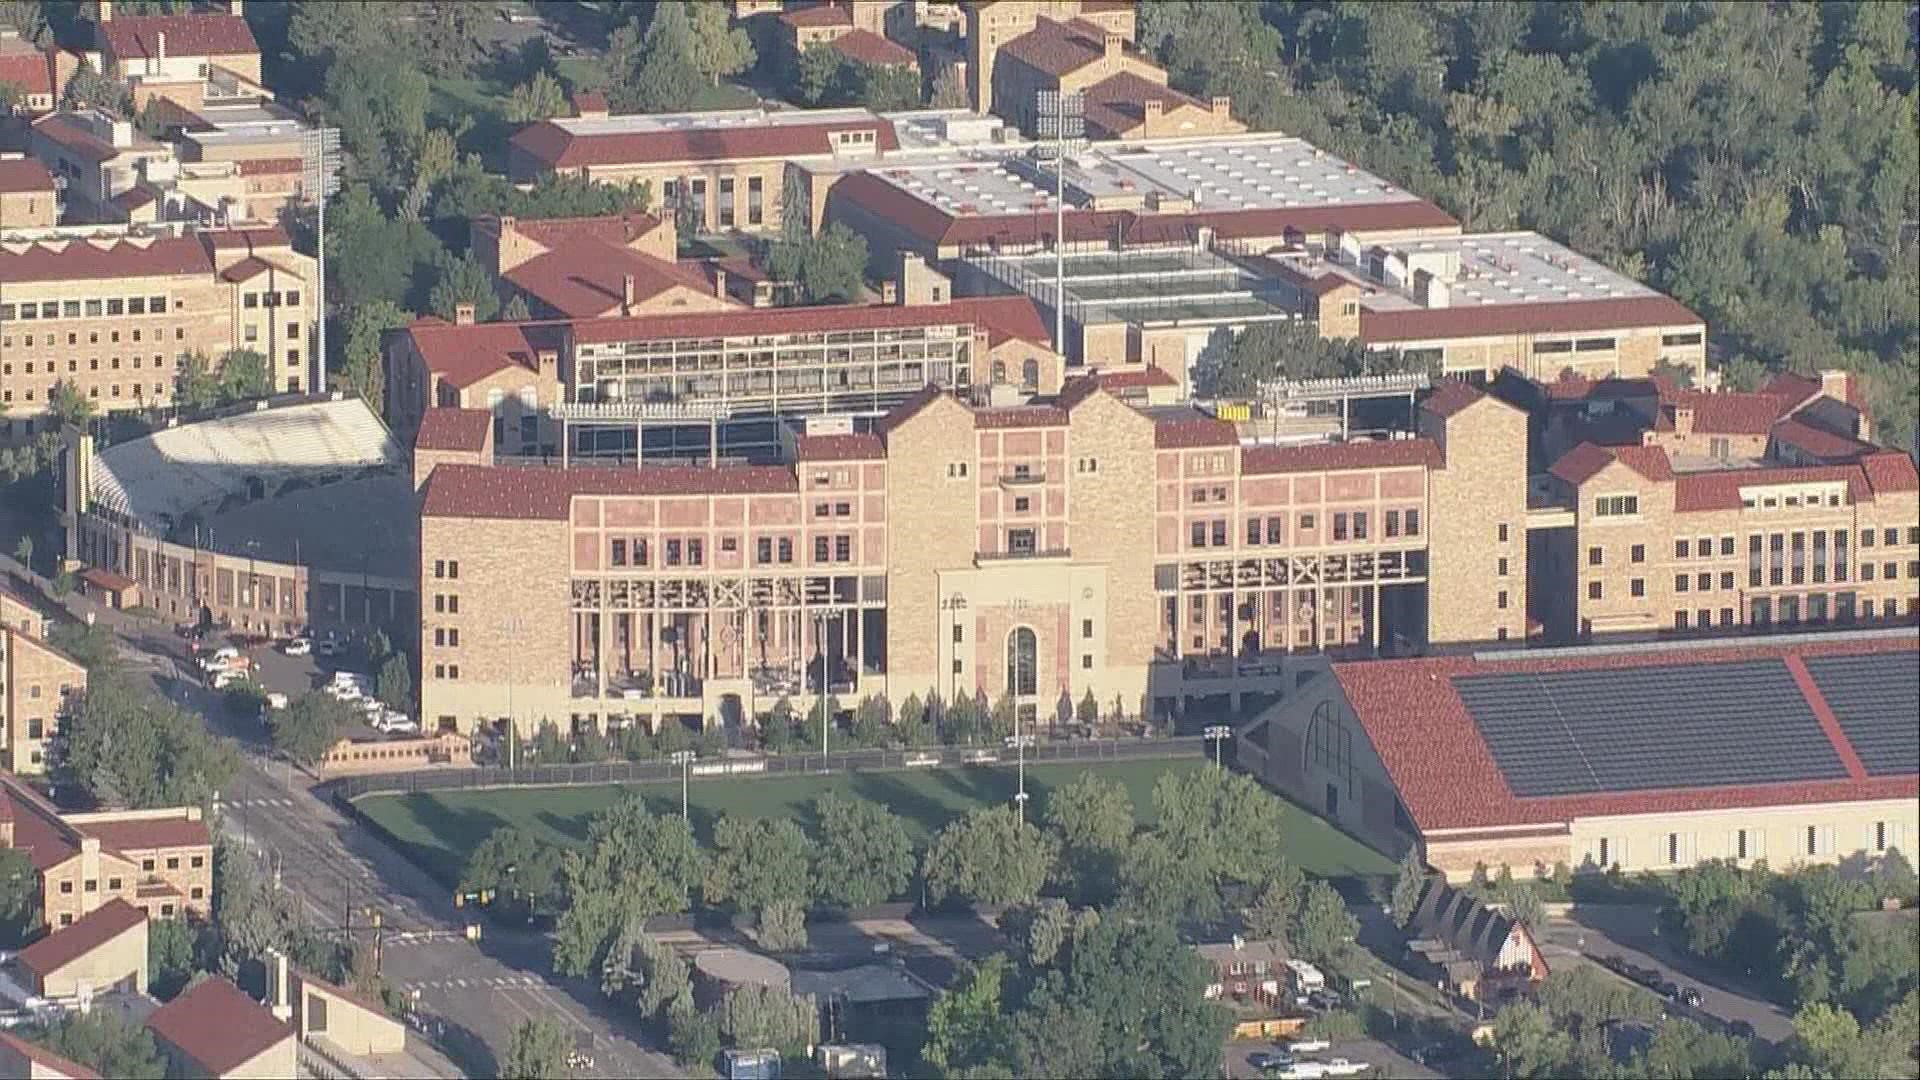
xmin=355 ymin=758 xmax=1393 ymax=887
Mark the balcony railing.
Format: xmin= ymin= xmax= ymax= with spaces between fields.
xmin=998 ymin=471 xmax=1047 ymax=487
xmin=975 ymin=547 xmax=1072 ymax=564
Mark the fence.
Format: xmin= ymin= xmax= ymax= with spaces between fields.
xmin=335 ymin=736 xmax=1208 ymax=800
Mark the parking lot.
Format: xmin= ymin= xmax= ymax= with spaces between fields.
xmin=184 ymin=628 xmax=421 ymax=741
xmin=1225 ymin=1038 xmax=1439 ymax=1079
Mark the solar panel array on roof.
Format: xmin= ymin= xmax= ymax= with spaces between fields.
xmin=1453 ymin=660 xmax=1850 ymax=798
xmin=1802 ymin=653 xmax=1920 ymax=778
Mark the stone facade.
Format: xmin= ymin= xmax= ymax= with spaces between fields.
xmin=1 ymin=626 xmax=85 ymax=774
xmin=1420 ymin=392 xmax=1531 ymax=645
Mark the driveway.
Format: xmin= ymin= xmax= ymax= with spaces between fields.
xmin=1539 ymin=910 xmax=1794 ymax=1042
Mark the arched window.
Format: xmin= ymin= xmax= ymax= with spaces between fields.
xmin=1006 ymin=627 xmax=1036 ymax=697
xmin=1021 ymin=358 xmax=1040 ymax=391
xmin=992 ymin=360 xmax=1007 ymax=384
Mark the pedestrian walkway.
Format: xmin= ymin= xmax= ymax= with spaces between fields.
xmin=398 ymin=974 xmax=547 ymax=993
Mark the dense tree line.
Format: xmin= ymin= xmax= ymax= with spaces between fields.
xmin=1141 ymin=2 xmax=1918 ymax=445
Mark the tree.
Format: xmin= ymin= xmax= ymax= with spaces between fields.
xmin=505 ymin=69 xmax=569 ymax=124
xmin=1490 ymin=1001 xmax=1574 ymax=1079
xmin=40 ymin=1011 xmax=166 ymax=1079
xmin=720 ymin=983 xmax=819 ymax=1056
xmin=502 ymin=1017 xmax=571 ymax=1080
xmin=500 ymin=294 xmax=533 ymax=322
xmin=58 ymin=671 xmax=238 ymax=809
xmin=147 ymin=916 xmax=197 ymax=999
xmin=929 ymin=64 xmax=968 ymax=109
xmin=414 ymin=0 xmax=482 ymax=77
xmin=427 ymin=251 xmax=502 ymax=324
xmin=1075 ymin=689 xmax=1099 ymax=726
xmin=1790 ymin=1002 xmax=1865 ymax=1077
xmin=174 ymin=352 xmax=221 ymax=411
xmin=1642 ymin=1018 xmax=1752 ymax=1079
xmin=1294 ymin=880 xmax=1359 ymax=969
xmin=48 ymin=621 xmax=115 ymax=670
xmin=216 ymin=349 xmax=273 ymax=403
xmin=627 ymin=930 xmax=692 ymax=1019
xmin=47 ymin=380 xmax=94 ymax=428
xmin=1392 ymin=849 xmax=1428 ymax=927
xmin=855 ymin=62 xmax=921 ymax=111
xmin=758 ymin=899 xmax=808 ymax=952
xmin=923 ymin=806 xmax=1059 ymax=908
xmin=325 ymin=184 xmax=446 ymax=312
xmin=1028 ymin=917 xmax=1231 ymax=1078
xmin=338 ymin=298 xmax=408 ymax=414
xmin=462 ymin=826 xmax=566 ymax=921
xmin=703 ymin=815 xmax=813 ymax=914
xmin=1146 ymin=767 xmax=1293 ymax=917
xmin=1190 ymin=322 xmax=1378 ymax=397
xmin=271 ymin=692 xmax=353 ymax=767
xmin=1 ymin=1 xmax=49 ymax=46
xmin=666 ymin=998 xmax=721 ymax=1069
xmin=62 ymin=58 xmax=129 ymax=115
xmin=683 ymin=1 xmax=754 ymax=86
xmin=321 ymin=49 xmax=430 ymax=196
xmin=794 ymin=43 xmax=846 ymax=106
xmin=553 ymin=796 xmax=704 ymax=975
xmin=618 ymin=3 xmax=703 ymax=113
xmin=0 ymin=848 xmax=39 ymax=947
xmin=923 ymin=954 xmax=1018 ymax=1076
xmin=1043 ymin=771 xmax=1134 ymax=904
xmin=764 ymin=221 xmax=869 ymax=305
xmin=851 ymin=694 xmax=891 ymax=746
xmin=377 ymin=654 xmax=414 ymax=715
xmin=0 ymin=80 xmax=19 ymax=114
xmin=812 ymin=792 xmax=914 ymax=909
xmin=1245 ymin=871 xmax=1303 ymax=944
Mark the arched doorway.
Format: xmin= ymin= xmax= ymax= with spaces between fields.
xmin=1005 ymin=627 xmax=1036 ymax=698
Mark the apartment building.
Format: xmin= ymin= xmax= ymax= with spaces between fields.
xmin=384 ymin=277 xmax=1059 ymax=458
xmin=963 ymin=0 xmax=1137 ymax=115
xmin=0 ymin=589 xmax=86 ymax=775
xmin=88 ymin=0 xmax=265 ymax=111
xmin=988 ymin=14 xmax=1242 ymax=141
xmin=410 ymin=374 xmax=1529 ymax=738
xmin=0 ymin=222 xmax=317 ymax=436
xmin=1 ymin=773 xmax=212 ymax=929
xmin=1241 ymin=634 xmax=1919 ymax=880
xmin=1528 ymin=370 xmax=1920 ymax=640
xmin=507 ymin=107 xmax=900 ymax=234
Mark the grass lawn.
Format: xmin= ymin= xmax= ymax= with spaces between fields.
xmin=356 ymin=758 xmax=1393 ymax=887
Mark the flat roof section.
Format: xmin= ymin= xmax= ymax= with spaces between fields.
xmin=1266 ymin=230 xmax=1658 ymax=313
xmin=1803 ymin=652 xmax=1920 ymax=777
xmin=549 ymin=106 xmax=882 ymax=138
xmin=1101 ymin=136 xmax=1424 ymax=212
xmin=970 ymin=244 xmax=1302 ymax=328
xmin=1452 ymin=660 xmax=1849 ymax=798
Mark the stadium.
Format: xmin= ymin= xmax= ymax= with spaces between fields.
xmin=57 ymin=395 xmax=418 ymax=638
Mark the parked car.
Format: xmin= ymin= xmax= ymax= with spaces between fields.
xmin=211 ymin=670 xmax=248 ymax=690
xmin=1285 ymin=1039 xmax=1331 ymax=1055
xmin=1672 ymin=986 xmax=1702 ymax=1008
xmin=281 ymin=637 xmax=311 ymax=656
xmin=265 ymin=692 xmax=289 ymax=710
xmin=1726 ymin=1020 xmax=1756 ymax=1039
xmin=1249 ymin=1050 xmax=1295 ymax=1074
xmin=327 ymin=682 xmax=362 ymax=702
xmin=315 ymin=637 xmax=346 ymax=658
xmin=380 ymin=713 xmax=418 ymax=734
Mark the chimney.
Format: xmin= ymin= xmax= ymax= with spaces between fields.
xmin=1142 ymin=99 xmax=1163 ymax=126
xmin=536 ymin=349 xmax=558 ymax=375
xmin=156 ymin=29 xmax=166 ymax=63
xmin=713 ymin=266 xmax=728 ymax=301
xmin=1414 ymin=268 xmax=1450 ymax=309
xmin=1818 ymin=368 xmax=1850 ymax=403
xmin=230 ymin=0 xmax=244 ymax=15
xmin=1211 ymin=95 xmax=1231 ymax=118
xmin=621 ymin=273 xmax=636 ymax=315
xmin=97 ymin=0 xmax=111 ymax=24
xmin=454 ymin=303 xmax=475 ymax=326
xmin=880 ymin=280 xmax=899 ymax=304
xmin=270 ymin=951 xmax=292 ymax=1022
xmin=1231 ymin=934 xmax=1245 ymax=951
xmin=1103 ymin=31 xmax=1121 ymax=61
xmin=1673 ymin=405 xmax=1694 ymax=437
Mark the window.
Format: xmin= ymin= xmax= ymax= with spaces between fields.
xmin=814 ymin=537 xmax=830 ymax=562
xmin=747 ymin=176 xmax=764 ymax=226
xmin=1006 ymin=628 xmax=1037 ymax=696
xmin=833 ymin=536 xmax=850 ymax=562
xmin=109 ymin=877 xmax=122 ymax=890
xmin=1009 ymin=528 xmax=1036 ymax=555
xmin=1247 ymin=518 xmax=1262 ymax=545
xmin=717 ymin=177 xmax=735 ymax=228
xmin=757 ymin=538 xmax=772 ymax=564
xmin=1720 ymin=572 xmax=1734 ymax=590
xmin=1266 ymin=517 xmax=1283 ymax=544
xmin=1675 ymin=610 xmax=1690 ymax=629
xmin=1662 ymin=331 xmax=1703 ymax=347
xmin=84 ymin=879 xmax=97 ymax=892
xmin=1588 ymin=546 xmax=1603 ymax=567
xmin=1352 ymin=512 xmax=1368 ymax=540
xmin=166 ymin=857 xmax=180 ymax=870
xmin=1631 ymin=578 xmax=1645 ymax=597
xmin=1721 ymin=536 xmax=1735 ymax=556
xmin=1334 ymin=514 xmax=1349 ymax=541
xmin=1631 ymin=544 xmax=1645 ymax=564
xmin=1587 ymin=581 xmax=1603 ymax=601
xmin=1861 ymin=528 xmax=1876 ymax=548
xmin=1886 ymin=527 xmax=1899 ymax=546
xmin=667 ymin=540 xmax=683 ymax=566
xmin=60 ymin=880 xmax=72 ymax=894
xmin=1498 ymin=557 xmax=1509 ymax=576
xmin=1082 ymin=619 xmax=1093 ymax=639
xmin=1015 ymin=497 xmax=1031 ymax=513
xmin=1385 ymin=510 xmax=1400 ymax=538
xmin=1405 ymin=509 xmax=1420 ymax=536
xmin=143 ymin=859 xmax=155 ymax=871
xmin=953 ymin=624 xmax=964 ymax=644
xmin=778 ymin=538 xmax=793 ymax=563
xmin=1593 ymin=494 xmax=1639 ymax=516
xmin=1191 ymin=522 xmax=1206 ymax=548
xmin=611 ymin=539 xmax=627 ymax=567
xmin=1299 ymin=513 xmax=1316 ymax=531
xmin=1211 ymin=520 xmax=1227 ymax=547
xmin=1675 ymin=539 xmax=1689 ymax=559
xmin=1497 ymin=590 xmax=1508 ymax=610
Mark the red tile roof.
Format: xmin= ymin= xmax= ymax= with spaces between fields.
xmin=1769 ymin=417 xmax=1876 ymax=461
xmin=571 ymin=89 xmax=608 ymax=116
xmin=1859 ymin=450 xmax=1920 ymax=493
xmin=1658 ymin=390 xmax=1792 ymax=435
xmin=0 ymin=779 xmax=81 ymax=871
xmin=779 ymin=2 xmax=853 ymax=29
xmin=0 ymin=156 xmax=56 ymax=194
xmin=568 ymin=296 xmax=1049 ymax=347
xmin=423 ymin=463 xmax=801 ymax=521
xmin=1672 ymin=463 xmax=1876 ymax=512
xmin=510 ymin=113 xmax=900 ymax=171
xmin=18 ymin=900 xmax=145 ymax=979
xmin=404 ymin=319 xmax=565 ymax=391
xmin=79 ymin=815 xmax=210 ymax=852
xmin=97 ymin=14 xmax=258 ymax=60
xmin=79 ymin=566 xmax=136 ymax=592
xmin=1538 ymin=374 xmax=1671 ymax=402
xmin=1548 ymin=442 xmax=1673 ymax=486
xmin=505 ymin=238 xmax=718 ymax=319
xmin=1000 ymin=17 xmax=1124 ymax=78
xmin=1081 ymin=71 xmax=1213 ymax=138
xmin=795 ymin=433 xmax=885 ymax=461
xmin=874 ymin=385 xmax=953 ymax=437
xmin=506 ymin=212 xmax=667 ymax=253
xmin=0 ymin=1031 xmax=101 ymax=1080
xmin=830 ymin=29 xmax=916 ymax=68
xmin=0 ymin=232 xmax=213 ymax=284
xmin=1361 ymin=295 xmax=1703 ymax=343
xmin=29 ymin=112 xmax=163 ymax=163
xmin=1154 ymin=414 xmax=1239 ymax=449
xmin=0 ymin=46 xmax=60 ymax=99
xmin=1241 ymin=437 xmax=1440 ymax=475
xmin=217 ymin=254 xmax=273 ymax=282
xmin=1094 ymin=366 xmax=1177 ymax=390
xmin=1330 ymin=636 xmax=1920 ymax=833
xmin=146 ymin=977 xmax=292 ymax=1077
xmin=414 ymin=409 xmax=492 ymax=453
xmin=1420 ymin=379 xmax=1484 ymax=419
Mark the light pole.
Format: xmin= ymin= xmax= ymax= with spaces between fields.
xmin=1203 ymin=724 xmax=1232 ymax=769
xmin=1005 ymin=732 xmax=1034 ymax=819
xmin=499 ymin=616 xmax=524 ymax=767
xmin=669 ymin=750 xmax=695 ymax=821
xmin=816 ymin=609 xmax=829 ymax=770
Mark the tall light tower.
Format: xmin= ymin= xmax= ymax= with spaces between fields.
xmin=1034 ymin=90 xmax=1084 ymax=359
xmin=669 ymin=750 xmax=696 ymax=821
xmin=300 ymin=127 xmax=342 ymax=397
xmin=1203 ymin=724 xmax=1233 ymax=769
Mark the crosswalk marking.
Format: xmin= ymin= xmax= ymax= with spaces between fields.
xmin=399 ymin=975 xmax=544 ymax=993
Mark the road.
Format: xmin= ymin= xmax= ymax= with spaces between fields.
xmin=1225 ymin=1038 xmax=1439 ymax=1079
xmin=1539 ymin=910 xmax=1794 ymax=1042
